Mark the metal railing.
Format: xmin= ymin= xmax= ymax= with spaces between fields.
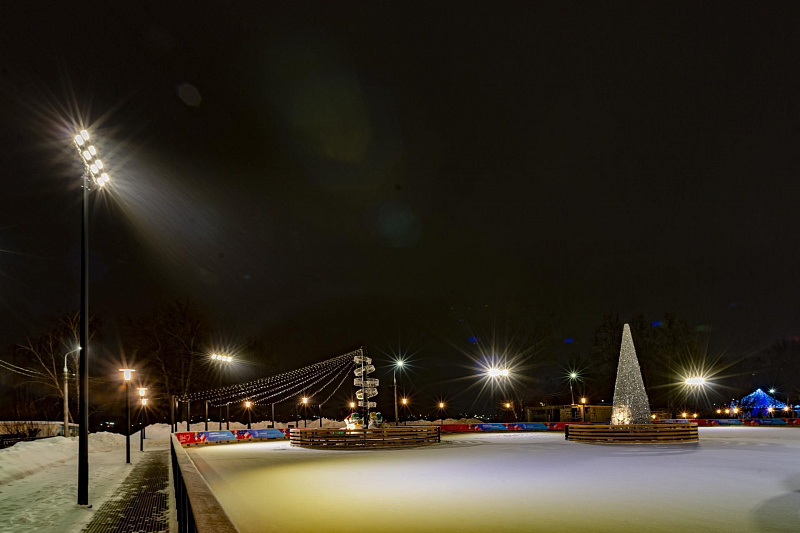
xmin=170 ymin=434 xmax=238 ymax=532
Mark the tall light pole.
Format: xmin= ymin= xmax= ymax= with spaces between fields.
xmin=438 ymin=402 xmax=446 ymax=425
xmin=211 ymin=354 xmax=233 ymax=430
xmin=393 ymin=360 xmax=404 ymax=426
xmin=74 ymin=130 xmax=110 ymax=506
xmin=119 ymin=369 xmax=135 ymax=464
xmin=401 ymin=397 xmax=408 ymax=425
xmin=245 ymin=400 xmax=252 ymax=429
xmin=302 ymin=397 xmax=308 ymax=428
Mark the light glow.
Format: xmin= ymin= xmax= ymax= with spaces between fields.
xmin=95 ymin=160 xmax=104 ymax=169
xmin=580 ymin=397 xmax=586 ymax=404
xmin=75 ymin=135 xmax=84 ymax=146
xmin=402 ymin=398 xmax=408 ymax=405
xmin=119 ymin=368 xmax=135 ymax=381
xmin=684 ymin=377 xmax=706 ymax=386
xmin=395 ymin=360 xmax=405 ymax=368
xmin=570 ymin=372 xmax=578 ymax=379
xmin=88 ymin=146 xmax=97 ymax=156
xmin=141 ymin=398 xmax=147 ymax=406
xmin=302 ymin=397 xmax=308 ymax=404
xmin=90 ymin=164 xmax=98 ymax=174
xmin=245 ymin=401 xmax=252 ymax=408
xmin=438 ymin=402 xmax=444 ymax=409
xmin=83 ymin=150 xmax=92 ymax=160
xmin=137 ymin=387 xmax=147 ymax=397
xmin=80 ymin=130 xmax=89 ymax=140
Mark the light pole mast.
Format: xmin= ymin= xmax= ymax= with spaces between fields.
xmin=393 ymin=360 xmax=404 ymax=426
xmin=73 ymin=130 xmax=109 ymax=506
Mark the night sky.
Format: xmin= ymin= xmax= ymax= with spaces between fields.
xmin=2 ymin=5 xmax=800 ymax=410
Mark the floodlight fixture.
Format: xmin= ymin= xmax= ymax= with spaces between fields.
xmin=685 ymin=377 xmax=706 ymax=386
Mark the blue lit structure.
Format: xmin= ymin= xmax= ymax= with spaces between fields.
xmin=737 ymin=389 xmax=786 ymax=417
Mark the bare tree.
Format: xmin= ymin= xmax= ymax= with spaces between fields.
xmin=11 ymin=312 xmax=100 ymax=426
xmin=126 ymin=299 xmax=211 ymax=406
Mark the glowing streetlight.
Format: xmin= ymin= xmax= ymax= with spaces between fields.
xmin=692 ymin=413 xmax=698 ymax=419
xmin=685 ymin=377 xmax=706 ymax=386
xmin=137 ymin=387 xmax=147 ymax=447
xmin=769 ymin=389 xmax=776 ymax=394
xmin=567 ymin=372 xmax=580 ymax=405
xmin=402 ymin=398 xmax=408 ymax=405
xmin=244 ymin=400 xmax=252 ymax=429
xmin=651 ymin=414 xmax=656 ymax=420
xmin=393 ymin=360 xmax=405 ymax=426
xmin=118 ymin=369 xmax=135 ymax=464
xmin=349 ymin=401 xmax=356 ymax=409
xmin=681 ymin=412 xmax=687 ymax=419
xmin=210 ymin=353 xmax=234 ymax=430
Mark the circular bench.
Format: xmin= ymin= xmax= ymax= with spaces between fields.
xmin=565 ymin=423 xmax=699 ymax=444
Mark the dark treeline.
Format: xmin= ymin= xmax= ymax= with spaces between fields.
xmin=1 ymin=299 xmax=797 ymax=430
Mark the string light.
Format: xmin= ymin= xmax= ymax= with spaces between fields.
xmin=179 ymin=349 xmax=361 ymax=408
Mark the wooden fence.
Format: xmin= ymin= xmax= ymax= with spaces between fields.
xmin=290 ymin=426 xmax=440 ymax=448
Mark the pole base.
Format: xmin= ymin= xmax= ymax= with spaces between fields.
xmin=75 ymin=504 xmax=93 ymax=509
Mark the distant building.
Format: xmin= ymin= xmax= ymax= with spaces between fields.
xmin=525 ymin=404 xmax=612 ymax=423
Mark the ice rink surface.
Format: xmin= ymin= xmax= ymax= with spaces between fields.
xmin=188 ymin=427 xmax=800 ymax=533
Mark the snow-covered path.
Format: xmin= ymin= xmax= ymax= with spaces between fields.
xmin=188 ymin=427 xmax=800 ymax=533
xmin=0 ymin=426 xmax=171 ymax=533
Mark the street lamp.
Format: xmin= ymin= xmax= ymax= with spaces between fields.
xmin=119 ymin=369 xmax=135 ymax=464
xmin=487 ymin=367 xmax=511 ymax=422
xmin=438 ymin=402 xmax=446 ymax=425
xmin=137 ymin=388 xmax=147 ymax=451
xmin=393 ymin=360 xmax=404 ymax=426
xmin=568 ymin=372 xmax=579 ymax=405
xmin=211 ymin=354 xmax=233 ymax=430
xmin=245 ymin=400 xmax=252 ymax=429
xmin=580 ymin=397 xmax=587 ymax=422
xmin=62 ymin=346 xmax=81 ymax=438
xmin=302 ymin=397 xmax=308 ymax=428
xmin=401 ymin=397 xmax=408 ymax=425
xmin=74 ymin=129 xmax=111 ymax=506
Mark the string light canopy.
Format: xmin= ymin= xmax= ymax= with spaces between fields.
xmin=179 ymin=348 xmax=361 ymax=408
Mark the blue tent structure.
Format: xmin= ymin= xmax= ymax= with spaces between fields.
xmin=737 ymin=388 xmax=787 ymax=417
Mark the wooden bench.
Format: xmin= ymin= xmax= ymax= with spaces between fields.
xmin=290 ymin=426 xmax=441 ymax=448
xmin=565 ymin=423 xmax=698 ymax=443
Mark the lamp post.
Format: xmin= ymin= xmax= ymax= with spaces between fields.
xmin=401 ymin=397 xmax=408 ymax=425
xmin=211 ymin=354 xmax=233 ymax=430
xmin=74 ymin=129 xmax=110 ymax=506
xmin=245 ymin=400 xmax=252 ymax=429
xmin=568 ymin=372 xmax=578 ymax=406
xmin=119 ymin=369 xmax=135 ymax=464
xmin=438 ymin=402 xmax=446 ymax=425
xmin=580 ymin=397 xmax=587 ymax=422
xmin=62 ymin=347 xmax=80 ymax=438
xmin=302 ymin=397 xmax=308 ymax=428
xmin=393 ymin=360 xmax=404 ymax=426
xmin=487 ymin=367 xmax=510 ymax=422
xmin=139 ymin=397 xmax=148 ymax=451
xmin=137 ymin=388 xmax=147 ymax=446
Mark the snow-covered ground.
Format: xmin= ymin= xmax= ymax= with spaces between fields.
xmin=0 ymin=424 xmax=172 ymax=533
xmin=187 ymin=427 xmax=800 ymax=533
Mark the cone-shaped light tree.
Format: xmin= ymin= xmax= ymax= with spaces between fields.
xmin=611 ymin=324 xmax=652 ymax=424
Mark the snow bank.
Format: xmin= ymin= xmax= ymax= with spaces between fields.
xmin=0 ymin=437 xmax=75 ymax=486
xmin=0 ymin=427 xmax=171 ymax=486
